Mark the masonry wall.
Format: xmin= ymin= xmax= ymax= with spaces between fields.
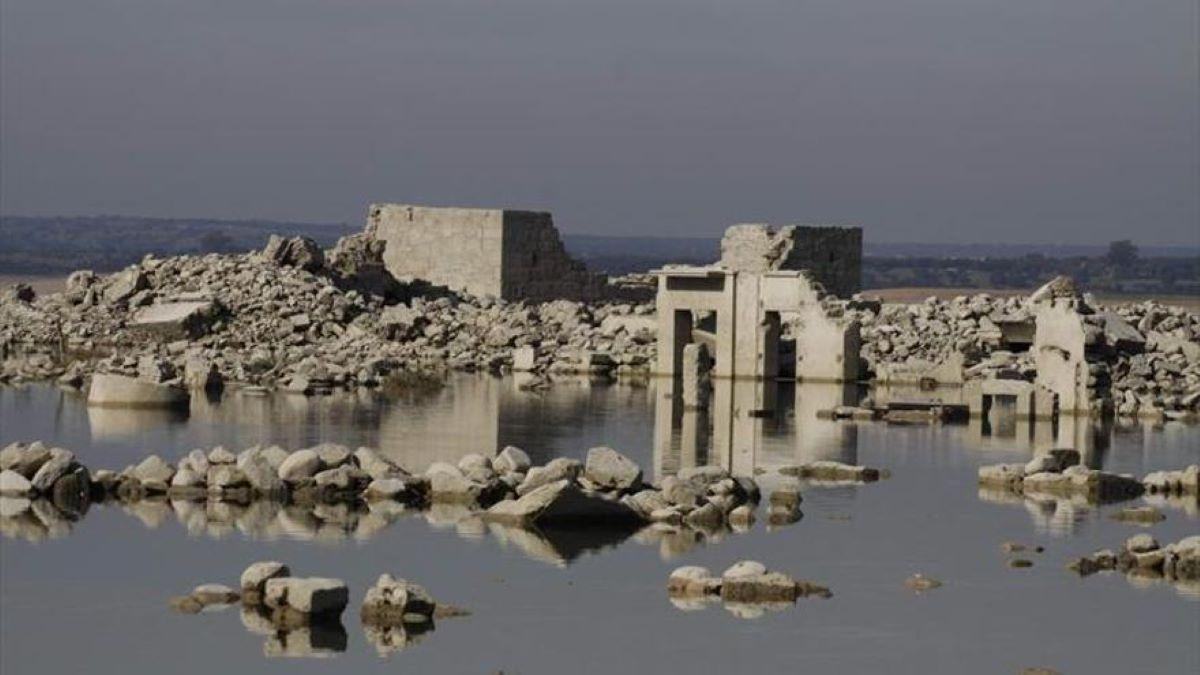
xmin=720 ymin=224 xmax=862 ymax=298
xmin=367 ymin=203 xmax=608 ymax=302
xmin=500 ymin=212 xmax=608 ymax=302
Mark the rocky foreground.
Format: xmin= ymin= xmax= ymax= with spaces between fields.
xmin=2 ymin=440 xmax=862 ymax=562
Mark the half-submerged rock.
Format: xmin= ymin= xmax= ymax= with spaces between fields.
xmin=666 ymin=560 xmax=830 ymax=615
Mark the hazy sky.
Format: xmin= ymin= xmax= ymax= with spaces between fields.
xmin=1 ymin=0 xmax=1197 ymax=244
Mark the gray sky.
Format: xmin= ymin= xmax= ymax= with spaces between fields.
xmin=2 ymin=0 xmax=1197 ymax=244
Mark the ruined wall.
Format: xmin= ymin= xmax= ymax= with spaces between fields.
xmin=720 ymin=224 xmax=862 ymax=298
xmin=367 ymin=203 xmax=608 ymax=302
xmin=500 ymin=212 xmax=608 ymax=302
xmin=369 ymin=204 xmax=506 ymax=298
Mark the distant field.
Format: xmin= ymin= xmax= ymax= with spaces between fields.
xmin=866 ymin=286 xmax=1200 ymax=310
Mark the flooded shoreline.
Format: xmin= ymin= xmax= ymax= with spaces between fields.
xmin=2 ymin=376 xmax=1198 ymax=673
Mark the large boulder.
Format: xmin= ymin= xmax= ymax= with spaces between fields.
xmin=484 ymin=479 xmax=643 ymax=526
xmin=131 ymin=455 xmax=175 ymax=484
xmin=277 ymin=450 xmax=321 ymax=482
xmin=87 ymin=374 xmax=188 ymax=409
xmin=516 ymin=458 xmax=582 ymax=496
xmin=0 ymin=469 xmax=34 ymax=497
xmin=263 ymin=577 xmax=348 ymax=615
xmin=360 ymin=574 xmax=437 ymax=624
xmin=240 ymin=561 xmax=291 ymax=593
xmin=0 ymin=442 xmax=52 ymax=478
xmin=262 ymin=235 xmax=325 ymax=272
xmin=130 ymin=301 xmax=217 ymax=339
xmin=30 ymin=448 xmax=74 ymax=492
xmin=583 ymin=447 xmax=642 ymax=491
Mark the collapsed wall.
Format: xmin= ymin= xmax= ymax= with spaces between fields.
xmin=719 ymin=224 xmax=862 ymax=298
xmin=366 ymin=203 xmax=608 ymax=302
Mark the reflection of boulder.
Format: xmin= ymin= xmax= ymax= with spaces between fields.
xmin=485 ymin=521 xmax=643 ymax=566
xmin=86 ymin=404 xmax=188 ymax=440
xmin=262 ymin=621 xmax=348 ymax=659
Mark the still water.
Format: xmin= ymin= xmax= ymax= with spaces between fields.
xmin=1 ymin=376 xmax=1197 ymax=674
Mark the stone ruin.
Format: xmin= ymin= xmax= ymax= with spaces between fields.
xmin=653 ymin=223 xmax=864 ymax=386
xmin=365 ymin=203 xmax=609 ymax=303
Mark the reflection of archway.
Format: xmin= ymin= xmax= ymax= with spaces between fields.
xmin=653 ymin=377 xmax=860 ymax=479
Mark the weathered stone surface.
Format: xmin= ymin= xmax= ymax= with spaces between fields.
xmin=583 ymin=446 xmax=642 ymax=491
xmin=516 ymin=458 xmax=582 ymax=496
xmin=361 ymin=574 xmax=437 ymax=623
xmin=240 ymin=561 xmax=291 ymax=592
xmin=192 ymin=583 xmax=239 ymax=606
xmin=484 ymin=479 xmax=642 ymax=525
xmin=0 ymin=442 xmax=52 ymax=478
xmin=719 ymin=223 xmax=862 ymax=297
xmin=87 ymin=374 xmax=188 ymax=408
xmin=263 ymin=577 xmax=348 ymax=615
xmin=262 ymin=235 xmax=325 ymax=272
xmin=363 ymin=478 xmax=409 ymax=501
xmin=0 ymin=469 xmax=34 ymax=497
xmin=277 ymin=450 xmax=321 ymax=482
xmin=667 ymin=566 xmax=721 ymax=597
xmin=492 ymin=446 xmax=531 ymax=475
xmin=30 ymin=448 xmax=74 ymax=492
xmin=367 ymin=203 xmax=608 ymax=302
xmin=1024 ymin=449 xmax=1081 ymax=475
xmin=131 ymin=455 xmax=175 ymax=484
xmin=131 ymin=301 xmax=217 ymax=339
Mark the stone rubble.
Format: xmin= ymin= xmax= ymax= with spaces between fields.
xmin=1 ymin=440 xmax=777 ymax=562
xmin=849 ymin=285 xmax=1200 ymax=417
xmin=667 ymin=560 xmax=830 ymax=617
xmin=977 ymin=449 xmax=1150 ymax=503
xmin=0 ymin=240 xmax=656 ymax=392
xmin=1068 ymin=535 xmax=1200 ymax=594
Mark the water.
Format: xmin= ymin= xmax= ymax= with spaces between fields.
xmin=1 ymin=376 xmax=1198 ymax=674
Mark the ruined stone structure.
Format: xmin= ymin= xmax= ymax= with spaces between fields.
xmin=366 ymin=203 xmax=608 ymax=302
xmin=653 ymin=265 xmax=860 ymax=385
xmin=719 ymin=224 xmax=862 ymax=298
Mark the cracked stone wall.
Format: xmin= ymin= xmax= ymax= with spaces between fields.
xmin=367 ymin=203 xmax=607 ymax=302
xmin=719 ymin=224 xmax=862 ymax=298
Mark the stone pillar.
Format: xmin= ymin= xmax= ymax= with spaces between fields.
xmin=681 ymin=343 xmax=711 ymax=410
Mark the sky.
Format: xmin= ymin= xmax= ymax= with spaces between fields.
xmin=1 ymin=0 xmax=1197 ymax=245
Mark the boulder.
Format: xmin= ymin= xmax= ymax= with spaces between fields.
xmin=0 ymin=470 xmax=34 ymax=497
xmin=516 ymin=458 xmax=583 ymax=496
xmin=240 ymin=561 xmax=291 ymax=593
xmin=130 ymin=301 xmax=217 ymax=339
xmin=191 ymin=583 xmax=239 ymax=606
xmin=584 ymin=446 xmax=642 ymax=491
xmin=1024 ymin=448 xmax=1081 ymax=475
xmin=263 ymin=577 xmax=348 ymax=615
xmin=0 ymin=442 xmax=52 ymax=478
xmin=492 ymin=446 xmax=531 ymax=475
xmin=277 ymin=450 xmax=321 ymax=482
xmin=131 ymin=455 xmax=175 ymax=484
xmin=720 ymin=571 xmax=803 ymax=603
xmin=363 ymin=478 xmax=410 ymax=501
xmin=262 ymin=235 xmax=325 ymax=272
xmin=667 ymin=566 xmax=721 ymax=597
xmin=483 ymin=479 xmax=643 ymax=526
xmin=87 ymin=374 xmax=188 ymax=408
xmin=30 ymin=448 xmax=74 ymax=492
xmin=360 ymin=574 xmax=437 ymax=624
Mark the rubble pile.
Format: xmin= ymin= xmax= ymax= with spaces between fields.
xmin=977 ymin=449 xmax=1152 ymax=503
xmin=0 ymin=239 xmax=655 ymax=391
xmin=667 ymin=560 xmax=830 ymax=617
xmin=1 ymin=440 xmax=779 ymax=559
xmin=850 ymin=286 xmax=1200 ymax=415
xmin=1068 ymin=534 xmax=1200 ymax=588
